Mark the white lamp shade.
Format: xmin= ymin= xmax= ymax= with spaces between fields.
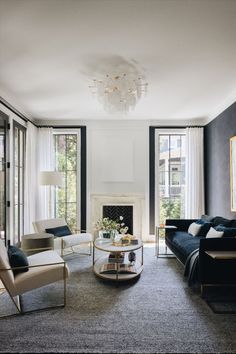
xmin=39 ymin=171 xmax=63 ymax=186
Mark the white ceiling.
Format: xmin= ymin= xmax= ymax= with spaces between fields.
xmin=0 ymin=0 xmax=236 ymax=123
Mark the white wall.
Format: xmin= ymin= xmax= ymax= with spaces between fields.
xmin=86 ymin=120 xmax=151 ymax=240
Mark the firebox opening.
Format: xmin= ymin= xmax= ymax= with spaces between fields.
xmin=102 ymin=205 xmax=133 ymax=235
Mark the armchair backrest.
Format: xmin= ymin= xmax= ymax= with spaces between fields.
xmin=0 ymin=239 xmax=16 ymax=295
xmin=33 ymin=218 xmax=67 ymax=234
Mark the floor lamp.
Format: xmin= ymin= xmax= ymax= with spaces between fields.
xmin=39 ymin=171 xmax=63 ymax=219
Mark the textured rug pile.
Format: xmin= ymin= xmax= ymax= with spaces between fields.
xmin=1 ymin=245 xmax=236 ymax=353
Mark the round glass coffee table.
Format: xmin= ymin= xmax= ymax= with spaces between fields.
xmin=93 ymin=238 xmax=143 ymax=282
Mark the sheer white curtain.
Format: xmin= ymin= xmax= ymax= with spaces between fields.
xmin=36 ymin=127 xmax=54 ymax=220
xmin=185 ymin=127 xmax=205 ymax=218
xmin=24 ymin=122 xmax=38 ymax=233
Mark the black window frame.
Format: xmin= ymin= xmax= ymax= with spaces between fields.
xmin=13 ymin=120 xmax=26 ymax=245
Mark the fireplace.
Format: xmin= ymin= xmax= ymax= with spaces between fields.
xmin=90 ymin=194 xmax=145 ymax=238
xmin=103 ymin=205 xmax=133 ymax=234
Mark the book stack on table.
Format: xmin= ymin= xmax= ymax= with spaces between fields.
xmin=100 ymin=263 xmax=137 ymax=274
xmin=108 ymin=252 xmax=125 ymax=263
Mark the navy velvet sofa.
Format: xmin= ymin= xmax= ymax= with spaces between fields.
xmin=165 ymin=216 xmax=236 ymax=293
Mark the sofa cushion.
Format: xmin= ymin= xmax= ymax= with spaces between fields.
xmin=229 ymin=219 xmax=236 ymax=228
xmin=166 ymin=231 xmax=203 ymax=264
xmin=196 ymin=219 xmax=214 ymax=236
xmin=8 ymin=246 xmax=29 ymax=275
xmin=200 ymin=214 xmax=214 ymax=222
xmin=211 ymin=216 xmax=232 ymax=226
xmin=206 ymin=227 xmax=224 ymax=238
xmin=215 ymin=225 xmax=236 ymax=237
xmin=188 ymin=222 xmax=202 ymax=236
xmin=45 ymin=225 xmax=72 ymax=237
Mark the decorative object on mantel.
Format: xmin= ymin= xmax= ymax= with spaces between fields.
xmin=89 ymin=71 xmax=148 ymax=114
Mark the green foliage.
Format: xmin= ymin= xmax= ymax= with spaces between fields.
xmin=159 ymin=197 xmax=182 ymax=224
xmin=54 ymin=134 xmax=78 ymax=231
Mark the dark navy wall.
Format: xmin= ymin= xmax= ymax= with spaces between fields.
xmin=205 ymin=102 xmax=236 ymax=218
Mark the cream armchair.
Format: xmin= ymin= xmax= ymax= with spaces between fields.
xmin=0 ymin=239 xmax=69 ymax=317
xmin=33 ymin=218 xmax=93 ymax=257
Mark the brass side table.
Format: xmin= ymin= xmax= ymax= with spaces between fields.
xmin=155 ymin=225 xmax=177 ymax=258
xmin=21 ymin=233 xmax=54 ymax=256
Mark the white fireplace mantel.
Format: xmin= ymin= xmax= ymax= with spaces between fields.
xmin=90 ymin=194 xmax=145 ymax=239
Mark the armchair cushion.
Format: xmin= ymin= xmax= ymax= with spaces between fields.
xmin=62 ymin=233 xmax=92 ymax=248
xmin=45 ymin=225 xmax=72 ymax=237
xmin=14 ymin=250 xmax=69 ymax=296
xmin=8 ymin=246 xmax=29 ymax=275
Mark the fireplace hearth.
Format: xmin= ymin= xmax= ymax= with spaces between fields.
xmin=91 ymin=194 xmax=145 ymax=239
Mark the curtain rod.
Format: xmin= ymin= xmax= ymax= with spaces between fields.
xmin=38 ymin=125 xmax=86 ymax=128
xmin=150 ymin=125 xmax=204 ymax=129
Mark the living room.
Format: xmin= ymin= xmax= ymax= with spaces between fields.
xmin=0 ymin=0 xmax=236 ymax=353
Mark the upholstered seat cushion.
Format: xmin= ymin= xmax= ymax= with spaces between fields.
xmin=61 ymin=233 xmax=92 ymax=248
xmin=33 ymin=219 xmax=93 ymax=253
xmin=166 ymin=231 xmax=204 ymax=264
xmin=13 ymin=250 xmax=69 ymax=296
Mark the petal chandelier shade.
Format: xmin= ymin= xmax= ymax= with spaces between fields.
xmin=89 ymin=72 xmax=148 ymax=114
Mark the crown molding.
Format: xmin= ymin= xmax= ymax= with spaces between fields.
xmin=203 ymin=94 xmax=236 ymax=126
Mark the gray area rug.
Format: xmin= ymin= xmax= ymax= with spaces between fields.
xmin=1 ymin=245 xmax=236 ymax=353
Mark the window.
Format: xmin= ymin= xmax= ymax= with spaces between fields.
xmin=13 ymin=122 xmax=25 ymax=244
xmin=54 ymin=132 xmax=80 ymax=231
xmin=157 ymin=132 xmax=186 ymax=225
xmin=0 ymin=112 xmax=8 ymax=244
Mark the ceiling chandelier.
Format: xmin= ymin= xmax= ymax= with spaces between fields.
xmin=89 ymin=73 xmax=148 ymax=114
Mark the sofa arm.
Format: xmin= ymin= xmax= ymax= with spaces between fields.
xmin=199 ymin=237 xmax=236 ymax=252
xmin=199 ymin=237 xmax=236 ymax=285
xmin=166 ymin=219 xmax=197 ymax=232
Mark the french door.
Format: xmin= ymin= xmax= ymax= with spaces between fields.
xmin=0 ymin=111 xmax=9 ymax=245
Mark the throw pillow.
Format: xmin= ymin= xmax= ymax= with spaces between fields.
xmin=211 ymin=216 xmax=231 ymax=227
xmin=229 ymin=219 xmax=236 ymax=228
xmin=200 ymin=214 xmax=214 ymax=222
xmin=8 ymin=245 xmax=29 ymax=275
xmin=206 ymin=227 xmax=224 ymax=238
xmin=188 ymin=222 xmax=202 ymax=237
xmin=45 ymin=225 xmax=72 ymax=237
xmin=196 ymin=219 xmax=214 ymax=236
xmin=215 ymin=225 xmax=236 ymax=237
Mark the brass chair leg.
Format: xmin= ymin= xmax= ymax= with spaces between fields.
xmin=63 ymin=263 xmax=67 ymax=307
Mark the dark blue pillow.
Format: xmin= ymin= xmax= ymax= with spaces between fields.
xmin=215 ymin=225 xmax=236 ymax=238
xmin=200 ymin=214 xmax=213 ymax=222
xmin=45 ymin=225 xmax=72 ymax=237
xmin=8 ymin=246 xmax=29 ymax=275
xmin=229 ymin=219 xmax=236 ymax=228
xmin=211 ymin=216 xmax=231 ymax=226
xmin=195 ymin=219 xmax=213 ymax=236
